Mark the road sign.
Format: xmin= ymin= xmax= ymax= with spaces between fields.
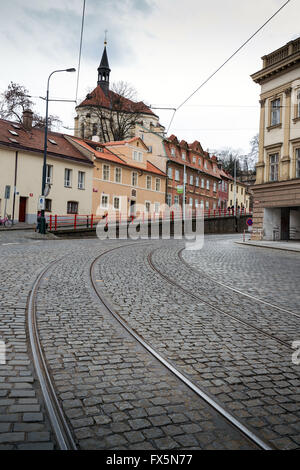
xmin=246 ymin=218 xmax=253 ymax=226
xmin=4 ymin=185 xmax=11 ymax=199
xmin=37 ymin=196 xmax=45 ymax=211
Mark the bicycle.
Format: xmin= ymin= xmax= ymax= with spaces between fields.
xmin=0 ymin=216 xmax=12 ymax=228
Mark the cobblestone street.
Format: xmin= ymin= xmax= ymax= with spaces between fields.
xmin=0 ymin=231 xmax=299 ymax=450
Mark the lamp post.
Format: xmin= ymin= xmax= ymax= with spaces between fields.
xmin=39 ymin=68 xmax=76 ymax=234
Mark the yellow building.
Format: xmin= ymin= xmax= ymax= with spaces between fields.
xmin=251 ymin=36 xmax=300 ymax=240
xmin=227 ymin=178 xmax=251 ymax=211
xmin=69 ymin=136 xmax=167 ymax=219
xmin=0 ymin=115 xmax=94 ymax=223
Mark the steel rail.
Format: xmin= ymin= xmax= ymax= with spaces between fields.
xmin=90 ymin=245 xmax=273 ymax=451
xmin=26 ymin=261 xmax=77 ymax=450
xmin=147 ymin=249 xmax=292 ymax=350
xmin=178 ymin=248 xmax=300 ymax=320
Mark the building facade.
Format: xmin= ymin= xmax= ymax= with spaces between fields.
xmin=70 ymin=136 xmax=166 ymax=219
xmin=0 ymin=115 xmax=94 ymax=223
xmin=163 ymin=135 xmax=221 ymax=212
xmin=251 ymin=36 xmax=300 ymax=240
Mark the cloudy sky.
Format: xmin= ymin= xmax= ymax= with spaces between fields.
xmin=0 ymin=0 xmax=298 ymax=154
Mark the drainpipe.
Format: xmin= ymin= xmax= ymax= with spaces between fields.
xmin=165 ymin=159 xmax=169 ymax=204
xmin=12 ymin=151 xmax=18 ymax=224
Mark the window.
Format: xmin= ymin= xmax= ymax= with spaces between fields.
xmin=78 ymin=171 xmax=85 ymax=190
xmin=204 ymin=161 xmax=208 ymax=169
xmin=64 ymin=169 xmax=72 ymax=187
xmin=296 ymin=149 xmax=300 ymax=178
xmin=225 ymin=182 xmax=227 ymax=191
xmin=205 ymin=201 xmax=209 ymax=210
xmin=115 ymin=167 xmax=122 ymax=183
xmin=241 ymin=188 xmax=243 ymax=195
xmin=171 ymin=147 xmax=175 ymax=156
xmin=166 ymin=194 xmax=172 ymax=206
xmin=182 ymin=152 xmax=186 ymax=161
xmin=103 ymin=164 xmax=110 ymax=181
xmin=269 ymin=153 xmax=279 ymax=181
xmin=231 ymin=184 xmax=233 ymax=191
xmin=145 ymin=201 xmax=151 ymax=212
xmin=213 ymin=182 xmax=217 ymax=192
xmin=146 ymin=175 xmax=152 ymax=189
xmin=189 ymin=197 xmax=193 ymax=206
xmin=45 ymin=199 xmax=52 ymax=212
xmin=155 ymin=178 xmax=161 ymax=191
xmin=206 ymin=180 xmax=210 ymax=190
xmin=195 ymin=176 xmax=199 ymax=187
xmin=133 ymin=151 xmax=143 ymax=162
xmin=154 ymin=202 xmax=160 ymax=213
xmin=201 ymin=178 xmax=205 ymax=189
xmin=101 ymin=194 xmax=109 ymax=209
xmin=46 ymin=165 xmax=53 ymax=184
xmin=113 ymin=197 xmax=120 ymax=210
xmin=174 ymin=195 xmax=179 ymax=205
xmin=271 ymin=98 xmax=280 ymax=126
xmin=195 ymin=199 xmax=198 ymax=207
xmin=192 ymin=156 xmax=196 ymax=163
xmin=198 ymin=158 xmax=202 ymax=166
xmin=213 ymin=202 xmax=217 ymax=210
xmin=297 ymin=90 xmax=300 ymax=118
xmin=175 ymin=170 xmax=180 ymax=181
xmin=189 ymin=175 xmax=193 ymax=185
xmin=92 ymin=123 xmax=98 ymax=136
xmin=67 ymin=201 xmax=78 ymax=214
xmin=168 ymin=167 xmax=173 ymax=179
xmin=132 ymin=172 xmax=138 ymax=187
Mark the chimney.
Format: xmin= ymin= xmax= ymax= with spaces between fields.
xmin=23 ymin=109 xmax=33 ymax=130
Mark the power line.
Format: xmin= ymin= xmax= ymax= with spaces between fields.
xmin=166 ymin=0 xmax=292 ymax=134
xmin=75 ymin=0 xmax=86 ymax=105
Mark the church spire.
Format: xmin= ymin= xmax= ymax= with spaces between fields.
xmin=97 ymin=33 xmax=110 ymax=95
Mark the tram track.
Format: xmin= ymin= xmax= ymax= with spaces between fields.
xmin=147 ymin=248 xmax=292 ymax=351
xmin=26 ymin=260 xmax=77 ymax=451
xmin=178 ymin=248 xmax=300 ymax=320
xmin=90 ymin=244 xmax=273 ymax=451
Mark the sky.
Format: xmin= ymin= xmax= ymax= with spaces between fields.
xmin=0 ymin=0 xmax=299 ymax=155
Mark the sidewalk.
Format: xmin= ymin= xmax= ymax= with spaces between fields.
xmin=236 ymin=239 xmax=300 ymax=253
xmin=0 ymin=222 xmax=35 ymax=231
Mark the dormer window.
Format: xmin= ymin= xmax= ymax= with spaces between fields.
xmin=182 ymin=152 xmax=186 ymax=161
xmin=171 ymin=147 xmax=175 ymax=157
xmin=133 ymin=150 xmax=143 ymax=162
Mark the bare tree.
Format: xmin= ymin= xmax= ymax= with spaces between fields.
xmin=80 ymin=81 xmax=148 ymax=142
xmin=0 ymin=82 xmax=61 ymax=130
xmin=213 ymin=147 xmax=243 ymax=177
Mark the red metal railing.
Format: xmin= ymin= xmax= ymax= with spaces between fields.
xmin=47 ymin=208 xmax=252 ymax=231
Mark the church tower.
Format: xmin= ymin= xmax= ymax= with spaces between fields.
xmin=97 ymin=38 xmax=110 ymax=95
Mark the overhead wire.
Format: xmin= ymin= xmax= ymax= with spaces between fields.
xmin=166 ymin=0 xmax=292 ymax=134
xmin=75 ymin=0 xmax=86 ymax=105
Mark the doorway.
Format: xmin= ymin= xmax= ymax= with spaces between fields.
xmin=130 ymin=200 xmax=136 ymax=217
xmin=281 ymin=208 xmax=290 ymax=241
xmin=19 ymin=197 xmax=27 ymax=222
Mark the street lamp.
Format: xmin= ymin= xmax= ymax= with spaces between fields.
xmin=39 ymin=68 xmax=76 ymax=234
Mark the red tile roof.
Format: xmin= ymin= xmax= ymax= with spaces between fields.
xmin=0 ymin=118 xmax=93 ymax=165
xmin=70 ymin=137 xmax=166 ymax=177
xmin=77 ymin=85 xmax=157 ymax=117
